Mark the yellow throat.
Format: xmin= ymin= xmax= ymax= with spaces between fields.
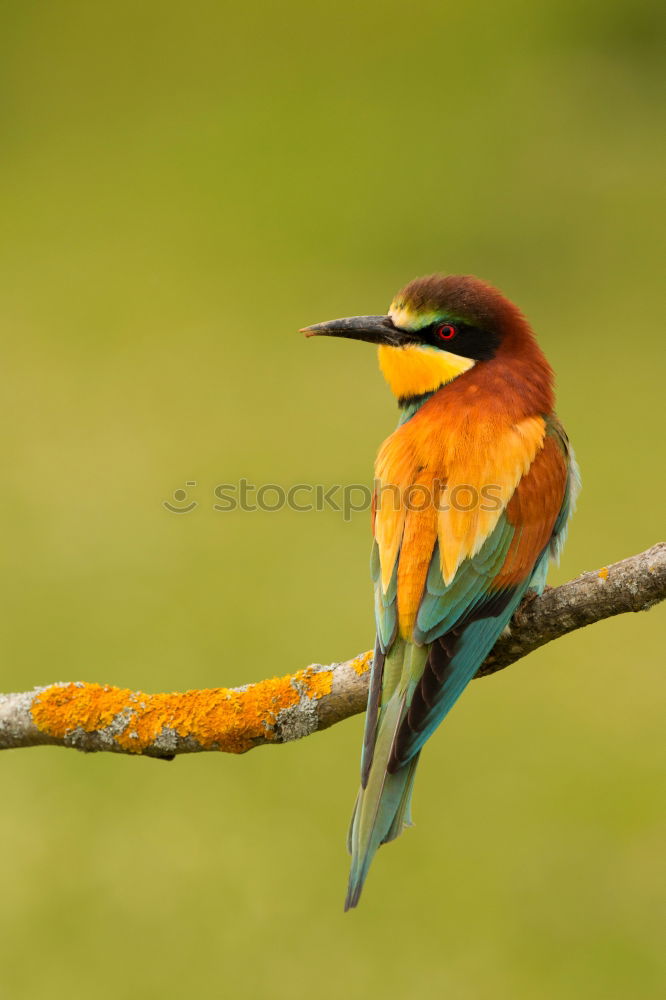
xmin=377 ymin=344 xmax=475 ymax=400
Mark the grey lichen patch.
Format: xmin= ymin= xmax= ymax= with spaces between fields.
xmin=149 ymin=725 xmax=179 ymax=757
xmin=171 ymin=732 xmax=205 ymax=754
xmin=62 ymin=705 xmax=136 ymax=753
xmin=63 ymin=725 xmax=104 ymax=752
xmin=57 ymin=713 xmax=204 ymax=757
xmin=271 ymin=669 xmax=332 ymax=744
xmin=274 ymin=695 xmax=319 ymax=744
xmin=0 ymin=691 xmax=40 ymax=747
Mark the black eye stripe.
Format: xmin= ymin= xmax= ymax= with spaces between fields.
xmin=425 ymin=321 xmax=498 ymax=361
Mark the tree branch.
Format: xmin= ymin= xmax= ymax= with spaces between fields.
xmin=1 ymin=544 xmax=664 ymax=758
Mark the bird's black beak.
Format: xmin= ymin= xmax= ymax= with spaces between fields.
xmin=301 ymin=315 xmax=418 ymax=347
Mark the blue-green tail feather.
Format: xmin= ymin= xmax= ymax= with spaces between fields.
xmin=345 ymin=640 xmax=426 ymax=910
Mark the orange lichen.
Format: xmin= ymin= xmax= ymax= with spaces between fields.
xmin=31 ymin=683 xmax=134 ymax=738
xmin=32 ymin=665 xmax=338 ymax=756
xmin=350 ymin=650 xmax=373 ymax=676
xmin=298 ymin=666 xmax=333 ymax=700
xmin=598 ymin=567 xmax=609 ymax=581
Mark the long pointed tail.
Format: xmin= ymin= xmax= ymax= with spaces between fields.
xmin=345 ymin=641 xmax=426 ymax=910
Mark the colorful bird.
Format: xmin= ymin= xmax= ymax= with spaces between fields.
xmin=303 ymin=274 xmax=579 ymax=910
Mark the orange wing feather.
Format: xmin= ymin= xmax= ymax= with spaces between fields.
xmin=395 ymin=474 xmax=441 ymax=637
xmin=493 ymin=432 xmax=568 ymax=589
xmin=374 ymin=385 xmax=549 ymax=639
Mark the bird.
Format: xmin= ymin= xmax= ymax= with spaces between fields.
xmin=302 ymin=273 xmax=579 ymax=910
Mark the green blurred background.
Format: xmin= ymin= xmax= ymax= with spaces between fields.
xmin=1 ymin=1 xmax=664 ymax=997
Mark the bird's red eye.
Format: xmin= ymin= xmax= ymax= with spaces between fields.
xmin=436 ymin=324 xmax=457 ymax=341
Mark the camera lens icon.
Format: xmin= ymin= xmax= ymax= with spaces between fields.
xmin=163 ymin=481 xmax=199 ymax=513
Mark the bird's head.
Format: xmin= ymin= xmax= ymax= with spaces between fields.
xmin=302 ymin=274 xmax=536 ymax=405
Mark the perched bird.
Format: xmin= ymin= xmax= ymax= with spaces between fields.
xmin=303 ymin=274 xmax=579 ymax=909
